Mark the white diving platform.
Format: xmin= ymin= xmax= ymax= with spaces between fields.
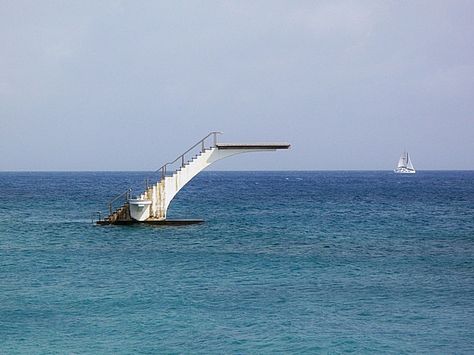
xmin=97 ymin=132 xmax=290 ymax=225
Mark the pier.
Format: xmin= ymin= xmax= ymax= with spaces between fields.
xmin=96 ymin=132 xmax=290 ymax=225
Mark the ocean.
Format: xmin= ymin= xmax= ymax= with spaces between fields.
xmin=1 ymin=171 xmax=473 ymax=353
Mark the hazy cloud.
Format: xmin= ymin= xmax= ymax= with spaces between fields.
xmin=1 ymin=0 xmax=473 ymax=170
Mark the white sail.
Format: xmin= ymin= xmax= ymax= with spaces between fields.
xmin=406 ymin=153 xmax=414 ymax=170
xmin=397 ymin=153 xmax=407 ymax=168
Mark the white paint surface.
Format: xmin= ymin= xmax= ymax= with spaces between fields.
xmin=129 ymin=147 xmax=279 ymax=221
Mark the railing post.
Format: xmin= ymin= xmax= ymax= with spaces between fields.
xmin=202 ymin=139 xmax=205 ymax=152
xmin=181 ymin=154 xmax=185 ymax=168
xmin=213 ymin=132 xmax=217 ymax=147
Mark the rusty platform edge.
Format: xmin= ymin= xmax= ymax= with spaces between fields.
xmin=97 ymin=219 xmax=204 ymax=226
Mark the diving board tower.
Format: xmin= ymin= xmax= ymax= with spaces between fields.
xmin=100 ymin=132 xmax=290 ymax=224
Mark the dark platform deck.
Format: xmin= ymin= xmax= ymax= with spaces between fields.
xmin=96 ymin=219 xmax=204 ymax=226
xmin=216 ymin=143 xmax=290 ymax=150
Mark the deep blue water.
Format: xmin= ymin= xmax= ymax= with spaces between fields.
xmin=1 ymin=171 xmax=473 ymax=353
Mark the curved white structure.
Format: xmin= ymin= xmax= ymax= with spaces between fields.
xmin=128 ymin=143 xmax=289 ymax=221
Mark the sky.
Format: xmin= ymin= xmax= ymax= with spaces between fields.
xmin=1 ymin=0 xmax=473 ymax=171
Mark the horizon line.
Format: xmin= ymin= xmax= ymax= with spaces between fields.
xmin=1 ymin=169 xmax=473 ymax=173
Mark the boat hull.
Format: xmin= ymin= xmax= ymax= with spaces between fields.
xmin=394 ymin=168 xmax=416 ymax=174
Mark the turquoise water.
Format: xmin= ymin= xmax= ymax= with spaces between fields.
xmin=1 ymin=171 xmax=473 ymax=353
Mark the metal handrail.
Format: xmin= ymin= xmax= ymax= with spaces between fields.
xmin=154 ymin=131 xmax=222 ymax=179
xmin=91 ymin=211 xmax=102 ymax=224
xmin=103 ymin=131 xmax=222 ymax=218
xmin=108 ymin=188 xmax=132 ymax=215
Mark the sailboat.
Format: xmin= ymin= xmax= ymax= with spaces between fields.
xmin=394 ymin=151 xmax=416 ymax=174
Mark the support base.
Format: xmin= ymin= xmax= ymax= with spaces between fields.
xmin=96 ymin=219 xmax=204 ymax=226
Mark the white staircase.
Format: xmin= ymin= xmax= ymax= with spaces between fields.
xmin=132 ymin=147 xmax=216 ymax=221
xmin=99 ymin=132 xmax=290 ymax=224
